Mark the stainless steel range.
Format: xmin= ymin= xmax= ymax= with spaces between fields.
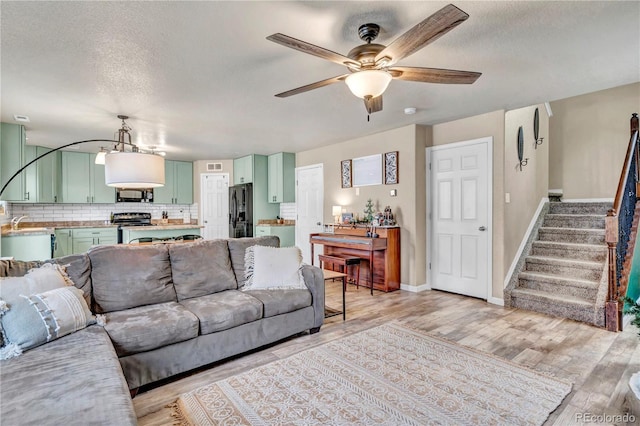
xmin=112 ymin=212 xmax=154 ymax=243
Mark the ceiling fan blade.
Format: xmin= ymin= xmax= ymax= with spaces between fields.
xmin=364 ymin=95 xmax=383 ymax=114
xmin=390 ymin=66 xmax=481 ymax=84
xmin=275 ymin=74 xmax=349 ymax=98
xmin=267 ymin=33 xmax=360 ymax=69
xmin=374 ymin=4 xmax=469 ymax=67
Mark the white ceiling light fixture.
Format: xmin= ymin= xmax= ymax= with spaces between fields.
xmin=104 ymin=115 xmax=165 ymax=188
xmin=94 ymin=147 xmax=108 ymax=165
xmin=404 ymin=107 xmax=417 ymax=115
xmin=345 ymin=70 xmax=392 ymax=99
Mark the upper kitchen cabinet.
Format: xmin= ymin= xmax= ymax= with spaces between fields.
xmin=233 ymin=155 xmax=254 ymax=185
xmin=267 ymin=152 xmax=295 ymax=203
xmin=0 ymin=122 xmax=27 ymax=201
xmin=61 ymin=152 xmax=115 ymax=203
xmin=36 ymin=146 xmax=61 ymax=203
xmin=154 ymin=160 xmax=193 ymax=204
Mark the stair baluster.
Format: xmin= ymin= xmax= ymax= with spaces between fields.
xmin=605 ymin=113 xmax=639 ymax=331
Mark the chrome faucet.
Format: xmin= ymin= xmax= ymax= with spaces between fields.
xmin=11 ymin=215 xmax=28 ymax=230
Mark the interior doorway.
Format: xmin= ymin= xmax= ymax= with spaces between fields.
xmin=426 ymin=137 xmax=493 ymax=299
xmin=295 ymin=164 xmax=323 ymax=265
xmin=200 ymin=173 xmax=229 ymax=240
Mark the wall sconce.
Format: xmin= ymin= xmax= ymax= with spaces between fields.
xmin=533 ymin=107 xmax=544 ymax=148
xmin=517 ymin=126 xmax=528 ymax=171
xmin=332 ymin=205 xmax=342 ymax=224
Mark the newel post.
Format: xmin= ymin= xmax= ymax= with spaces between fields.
xmin=605 ymin=209 xmax=620 ymax=331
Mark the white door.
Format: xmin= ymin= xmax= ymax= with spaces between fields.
xmin=427 ymin=138 xmax=492 ymax=299
xmin=200 ymin=173 xmax=229 ymax=240
xmin=295 ymin=164 xmax=323 ymax=265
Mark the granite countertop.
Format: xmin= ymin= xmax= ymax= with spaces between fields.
xmin=256 ymin=219 xmax=295 ymax=227
xmin=1 ymin=227 xmax=56 ymax=237
xmin=1 ymin=220 xmax=201 ymax=236
xmin=120 ymin=224 xmax=204 ymax=231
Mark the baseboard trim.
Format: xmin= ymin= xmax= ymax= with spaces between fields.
xmin=488 ymin=297 xmax=504 ymax=306
xmin=401 ymin=283 xmax=431 ymax=293
xmin=562 ymin=198 xmax=614 ymax=203
xmin=504 ymin=198 xmax=548 ymax=289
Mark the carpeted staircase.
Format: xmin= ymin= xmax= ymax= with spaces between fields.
xmin=505 ymin=202 xmax=611 ymax=327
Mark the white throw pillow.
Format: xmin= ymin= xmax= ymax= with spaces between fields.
xmin=243 ymin=245 xmax=306 ymax=290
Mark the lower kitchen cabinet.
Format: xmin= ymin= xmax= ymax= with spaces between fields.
xmin=2 ymin=234 xmax=53 ymax=261
xmin=54 ymin=227 xmax=117 ymax=256
xmin=255 ymin=225 xmax=295 ymax=247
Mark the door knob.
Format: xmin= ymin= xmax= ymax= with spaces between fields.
xmin=479 ymin=226 xmax=487 ymax=231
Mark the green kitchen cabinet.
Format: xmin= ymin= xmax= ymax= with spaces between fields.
xmin=71 ymin=228 xmax=117 ymax=253
xmin=61 ymin=152 xmax=115 ymax=203
xmin=267 ymin=152 xmax=295 ymax=203
xmin=53 ymin=228 xmax=73 ymax=258
xmin=154 ymin=160 xmax=193 ymax=204
xmin=255 ymin=225 xmax=295 ymax=247
xmin=2 ymin=234 xmax=53 ymax=261
xmin=0 ymin=123 xmax=27 ymax=201
xmin=8 ymin=144 xmax=61 ymax=203
xmin=36 ymin=146 xmax=61 ymax=203
xmin=233 ymin=155 xmax=254 ymax=185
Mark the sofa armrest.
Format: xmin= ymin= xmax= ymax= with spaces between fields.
xmin=301 ymin=264 xmax=325 ymax=329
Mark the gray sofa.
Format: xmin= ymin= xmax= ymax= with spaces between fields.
xmin=0 ymin=236 xmax=325 ymax=425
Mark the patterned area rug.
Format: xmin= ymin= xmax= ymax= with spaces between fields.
xmin=171 ymin=323 xmax=572 ymax=425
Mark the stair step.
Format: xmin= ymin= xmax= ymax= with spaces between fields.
xmin=517 ymin=271 xmax=599 ymax=300
xmin=538 ymin=227 xmax=605 ymax=244
xmin=531 ymin=240 xmax=607 ymax=262
xmin=543 ymin=214 xmax=605 ymax=229
xmin=548 ymin=202 xmax=612 ymax=215
xmin=510 ymin=288 xmax=603 ymax=326
xmin=524 ymin=256 xmax=603 ymax=281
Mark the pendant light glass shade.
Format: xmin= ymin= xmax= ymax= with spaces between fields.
xmin=105 ymin=152 xmax=165 ymax=188
xmin=345 ymin=70 xmax=392 ymax=99
xmin=94 ymin=150 xmax=107 ymax=165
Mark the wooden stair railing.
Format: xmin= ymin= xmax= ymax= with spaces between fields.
xmin=605 ymin=113 xmax=639 ymax=331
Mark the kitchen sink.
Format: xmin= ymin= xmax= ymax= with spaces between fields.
xmin=8 ymin=227 xmax=54 ymax=234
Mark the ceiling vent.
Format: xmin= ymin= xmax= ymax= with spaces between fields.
xmin=13 ymin=115 xmax=30 ymax=122
xmin=207 ymin=162 xmax=223 ymax=171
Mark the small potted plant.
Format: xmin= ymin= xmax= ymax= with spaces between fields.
xmin=623 ymin=296 xmax=640 ymax=416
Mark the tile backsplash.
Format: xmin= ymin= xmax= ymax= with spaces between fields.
xmin=9 ymin=203 xmax=199 ymax=224
xmin=279 ymin=202 xmax=296 ymax=220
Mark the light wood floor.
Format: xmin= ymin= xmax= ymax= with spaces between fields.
xmin=135 ymin=281 xmax=640 ymax=425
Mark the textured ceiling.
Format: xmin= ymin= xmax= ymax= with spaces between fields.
xmin=1 ymin=1 xmax=639 ymax=161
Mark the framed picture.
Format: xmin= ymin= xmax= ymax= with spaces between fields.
xmin=384 ymin=151 xmax=399 ymax=185
xmin=341 ymin=212 xmax=353 ymax=224
xmin=341 ymin=159 xmax=352 ymax=188
xmin=352 ymin=154 xmax=382 ymax=187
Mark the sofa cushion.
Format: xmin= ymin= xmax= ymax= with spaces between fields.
xmin=180 ymin=290 xmax=263 ymax=335
xmin=0 ymin=326 xmax=136 ymax=425
xmin=47 ymin=254 xmax=92 ymax=307
xmin=227 ymin=236 xmax=279 ymax=288
xmin=103 ymin=301 xmax=199 ymax=357
xmin=89 ymin=244 xmax=177 ymax=313
xmin=244 ymin=289 xmax=312 ymax=318
xmin=169 ymin=239 xmax=237 ymax=300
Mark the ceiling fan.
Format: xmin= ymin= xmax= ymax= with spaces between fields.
xmin=267 ymin=3 xmax=481 ymax=116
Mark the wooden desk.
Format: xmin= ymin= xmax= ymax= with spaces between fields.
xmin=310 ymin=226 xmax=400 ymax=292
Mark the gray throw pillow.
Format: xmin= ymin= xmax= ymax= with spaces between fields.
xmin=0 ymin=264 xmax=85 ymax=358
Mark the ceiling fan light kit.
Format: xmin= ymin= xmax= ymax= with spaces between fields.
xmin=267 ymin=3 xmax=481 ymax=115
xmin=345 ymin=70 xmax=392 ymax=99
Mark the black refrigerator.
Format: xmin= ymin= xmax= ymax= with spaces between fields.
xmin=229 ymin=183 xmax=253 ymax=238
